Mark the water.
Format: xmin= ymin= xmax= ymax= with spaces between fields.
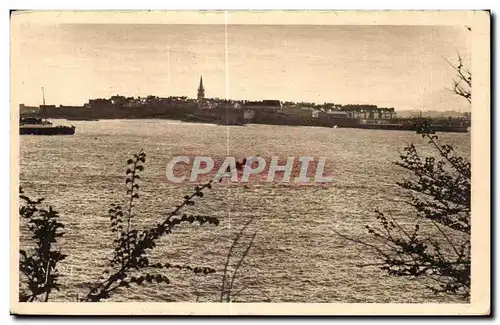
xmin=19 ymin=119 xmax=470 ymax=302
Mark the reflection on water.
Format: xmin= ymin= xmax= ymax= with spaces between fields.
xmin=19 ymin=119 xmax=470 ymax=302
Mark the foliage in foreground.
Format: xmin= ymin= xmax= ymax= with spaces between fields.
xmin=19 ymin=150 xmax=258 ymax=302
xmin=20 ymin=151 xmax=217 ymax=302
xmin=19 ymin=188 xmax=67 ymax=302
xmin=84 ymin=150 xmax=219 ymax=302
xmin=337 ymin=52 xmax=471 ymax=299
xmin=338 ymin=130 xmax=470 ymax=299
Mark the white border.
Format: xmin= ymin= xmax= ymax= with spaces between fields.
xmin=3 ymin=1 xmax=498 ymax=323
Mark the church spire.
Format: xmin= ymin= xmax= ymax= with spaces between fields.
xmin=197 ymin=75 xmax=205 ymax=102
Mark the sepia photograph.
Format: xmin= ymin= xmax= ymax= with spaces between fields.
xmin=10 ymin=10 xmax=490 ymax=315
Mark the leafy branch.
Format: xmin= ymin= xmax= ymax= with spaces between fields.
xmin=444 ymin=52 xmax=471 ymax=103
xmin=85 ymin=150 xmax=218 ymax=302
xmin=19 ymin=188 xmax=67 ymax=302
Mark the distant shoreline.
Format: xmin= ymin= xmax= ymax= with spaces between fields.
xmin=47 ymin=116 xmax=470 ymax=134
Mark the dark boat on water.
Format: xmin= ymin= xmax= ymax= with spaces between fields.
xmin=353 ymin=118 xmax=469 ymax=133
xmin=20 ymin=117 xmax=76 ymax=135
xmin=20 ymin=86 xmax=76 ymax=135
xmin=354 ymin=122 xmax=468 ymax=133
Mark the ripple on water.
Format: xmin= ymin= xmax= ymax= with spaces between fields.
xmin=19 ymin=119 xmax=470 ymax=302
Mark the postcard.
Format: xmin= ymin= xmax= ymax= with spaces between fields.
xmin=10 ymin=10 xmax=490 ymax=316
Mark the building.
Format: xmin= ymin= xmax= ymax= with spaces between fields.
xmin=19 ymin=104 xmax=39 ymax=116
xmin=85 ymin=98 xmax=113 ymax=109
xmin=110 ymin=95 xmax=127 ymax=107
xmin=324 ymin=111 xmax=350 ymax=118
xmin=243 ymin=100 xmax=282 ymax=112
xmin=243 ymin=109 xmax=256 ymax=120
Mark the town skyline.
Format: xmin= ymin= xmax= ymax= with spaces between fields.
xmin=13 ymin=23 xmax=471 ymax=111
xmin=21 ymin=84 xmax=469 ymax=114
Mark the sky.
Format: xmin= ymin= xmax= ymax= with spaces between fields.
xmin=12 ymin=22 xmax=471 ymax=111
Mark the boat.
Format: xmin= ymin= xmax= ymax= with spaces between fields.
xmin=355 ymin=118 xmax=468 ymax=133
xmin=19 ymin=87 xmax=76 ymax=135
xmin=20 ymin=117 xmax=76 ymax=135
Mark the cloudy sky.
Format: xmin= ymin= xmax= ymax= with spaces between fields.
xmin=12 ymin=19 xmax=471 ymax=111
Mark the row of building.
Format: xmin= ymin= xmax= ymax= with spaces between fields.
xmin=19 ymin=76 xmax=469 ymax=127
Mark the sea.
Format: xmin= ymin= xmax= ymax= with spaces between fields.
xmin=19 ymin=119 xmax=470 ymax=302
